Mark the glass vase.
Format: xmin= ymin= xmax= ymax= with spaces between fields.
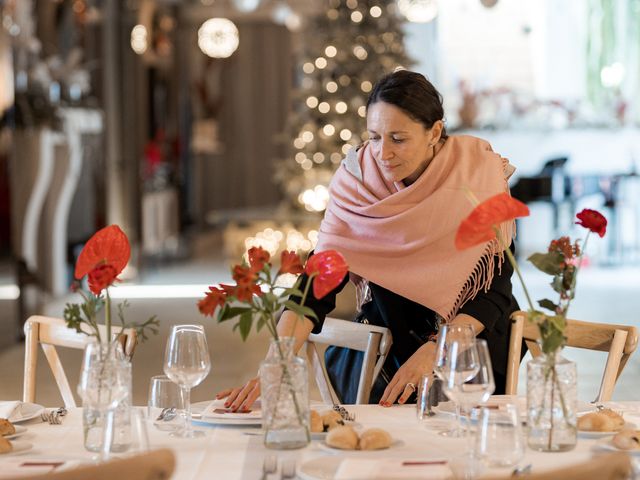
xmin=259 ymin=337 xmax=310 ymax=449
xmin=79 ymin=342 xmax=132 ymax=453
xmin=526 ymin=350 xmax=577 ymax=452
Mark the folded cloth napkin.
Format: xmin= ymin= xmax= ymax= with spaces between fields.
xmin=334 ymin=459 xmax=450 ymax=480
xmin=202 ymin=399 xmax=261 ymax=420
xmin=0 ymin=401 xmax=21 ymax=421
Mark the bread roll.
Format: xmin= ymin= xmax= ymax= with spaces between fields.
xmin=0 ymin=419 xmax=15 ymax=436
xmin=612 ymin=430 xmax=640 ymax=450
xmin=577 ymin=410 xmax=624 ymax=432
xmin=600 ymin=409 xmax=625 ymax=430
xmin=310 ymin=410 xmax=324 ymax=433
xmin=321 ymin=410 xmax=344 ymax=431
xmin=326 ymin=425 xmax=359 ymax=450
xmin=359 ymin=428 xmax=393 ymax=451
xmin=0 ymin=436 xmax=12 ymax=454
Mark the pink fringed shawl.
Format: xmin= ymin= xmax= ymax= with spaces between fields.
xmin=314 ymin=135 xmax=516 ymax=322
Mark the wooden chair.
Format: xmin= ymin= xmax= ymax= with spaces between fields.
xmin=482 ymin=452 xmax=631 ymax=480
xmin=23 ymin=315 xmax=138 ymax=408
xmin=305 ymin=316 xmax=392 ymax=404
xmin=4 ymin=448 xmax=175 ymax=480
xmin=506 ymin=311 xmax=638 ymax=402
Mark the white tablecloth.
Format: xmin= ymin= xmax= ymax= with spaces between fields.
xmin=3 ymin=401 xmax=639 ymax=479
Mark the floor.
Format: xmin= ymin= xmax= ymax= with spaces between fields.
xmin=0 ymin=227 xmax=639 ymax=410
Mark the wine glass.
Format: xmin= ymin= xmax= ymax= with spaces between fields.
xmin=433 ymin=323 xmax=477 ymax=437
xmin=164 ymin=324 xmax=211 ymax=438
xmin=456 ymin=339 xmax=495 ymax=440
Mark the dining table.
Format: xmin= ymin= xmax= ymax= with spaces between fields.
xmin=1 ymin=399 xmax=639 ymax=479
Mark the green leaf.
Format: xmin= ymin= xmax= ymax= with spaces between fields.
xmin=281 ymin=287 xmax=304 ymax=298
xmin=527 ymin=251 xmax=564 ymax=275
xmin=283 ymin=300 xmax=318 ymax=321
xmin=551 ymin=276 xmax=565 ymax=295
xmin=537 ymin=298 xmax=558 ymax=313
xmin=219 ymin=306 xmax=252 ymax=322
xmin=237 ymin=311 xmax=253 ymax=341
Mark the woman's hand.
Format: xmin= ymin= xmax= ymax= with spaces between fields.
xmin=379 ymin=342 xmax=436 ymax=407
xmin=215 ymin=376 xmax=260 ymax=412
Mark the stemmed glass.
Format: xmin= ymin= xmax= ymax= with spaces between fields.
xmin=433 ymin=323 xmax=477 ymax=437
xmin=455 ymin=339 xmax=495 ymax=439
xmin=164 ymin=324 xmax=211 ymax=438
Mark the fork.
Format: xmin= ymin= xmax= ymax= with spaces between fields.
xmin=281 ymin=460 xmax=296 ymax=479
xmin=41 ymin=407 xmax=67 ymax=425
xmin=261 ymin=455 xmax=277 ymax=480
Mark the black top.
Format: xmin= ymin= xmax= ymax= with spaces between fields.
xmin=291 ymin=245 xmax=519 ymax=401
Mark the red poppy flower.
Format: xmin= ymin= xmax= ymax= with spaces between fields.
xmin=75 ymin=225 xmax=131 ymax=280
xmin=87 ymin=264 xmax=119 ymax=295
xmin=278 ymin=250 xmax=304 ymax=275
xmin=575 ymin=209 xmax=607 ymax=238
xmin=198 ymin=286 xmax=227 ymax=316
xmin=304 ymin=250 xmax=349 ymax=299
xmin=232 ymin=265 xmax=257 ymax=286
xmin=455 ymin=193 xmax=530 ymax=250
xmin=248 ymin=246 xmax=270 ymax=273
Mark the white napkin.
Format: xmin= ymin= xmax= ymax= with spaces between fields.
xmin=0 ymin=401 xmax=21 ymax=421
xmin=334 ymin=459 xmax=450 ymax=480
xmin=201 ymin=399 xmax=261 ymax=420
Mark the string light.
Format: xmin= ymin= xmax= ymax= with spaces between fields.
xmin=397 ymin=0 xmax=438 ymax=23
xmin=326 ymin=81 xmax=338 ymax=93
xmin=322 ymin=124 xmax=336 ymax=136
xmin=370 ymin=6 xmax=382 ymax=17
xmin=315 ymin=57 xmax=328 ymax=69
xmin=318 ymin=102 xmax=330 ymax=113
xmin=361 ymin=80 xmax=373 ymax=92
xmin=340 ymin=128 xmax=352 ymax=141
xmin=303 ymin=62 xmax=315 ymax=74
xmin=301 ymin=130 xmax=314 ymax=142
xmin=325 ymin=45 xmax=337 ymax=57
xmin=198 ymin=18 xmax=239 ymax=58
xmin=300 ymin=185 xmax=330 ymax=212
xmin=351 ymin=11 xmax=363 ymax=23
xmin=130 ymin=25 xmax=148 ymax=54
xmin=353 ymin=46 xmax=368 ymax=60
xmin=306 ymin=96 xmax=319 ymax=108
xmin=312 ymin=152 xmax=326 ymax=163
xmin=335 ymin=101 xmax=348 ymax=114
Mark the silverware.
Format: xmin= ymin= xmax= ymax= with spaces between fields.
xmin=332 ymin=404 xmax=355 ymax=422
xmin=511 ymin=464 xmax=532 ymax=476
xmin=281 ymin=460 xmax=296 ymax=480
xmin=261 ymin=455 xmax=278 ymax=480
xmin=41 ymin=407 xmax=67 ymax=425
xmin=156 ymin=407 xmax=177 ymax=422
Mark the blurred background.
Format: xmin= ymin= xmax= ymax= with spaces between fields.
xmin=0 ymin=0 xmax=639 ymax=405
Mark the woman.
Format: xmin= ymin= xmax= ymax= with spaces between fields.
xmin=218 ymin=69 xmax=519 ymax=411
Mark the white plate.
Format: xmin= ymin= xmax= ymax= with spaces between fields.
xmin=594 ymin=436 xmax=640 ymax=456
xmin=318 ymin=438 xmax=404 ymax=454
xmin=0 ymin=441 xmax=33 ymax=456
xmin=9 ymin=403 xmax=45 ymax=424
xmin=298 ymin=456 xmax=342 ymax=480
xmin=578 ymin=421 xmax=636 ymax=438
xmin=194 ymin=399 xmax=262 ymax=426
xmin=3 ymin=425 xmax=27 ymax=440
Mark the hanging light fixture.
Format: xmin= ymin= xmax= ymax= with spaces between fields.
xmin=396 ymin=0 xmax=438 ymax=23
xmin=198 ymin=18 xmax=239 ymax=58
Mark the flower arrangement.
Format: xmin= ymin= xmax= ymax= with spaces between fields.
xmin=455 ymin=193 xmax=607 ymax=353
xmin=456 ymin=192 xmax=608 ymax=451
xmin=63 ymin=225 xmax=159 ymax=346
xmin=197 ymin=247 xmax=348 ymax=340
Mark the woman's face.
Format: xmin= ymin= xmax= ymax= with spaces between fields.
xmin=366 ymin=101 xmax=442 ymax=186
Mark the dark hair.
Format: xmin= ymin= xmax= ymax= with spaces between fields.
xmin=366 ymin=70 xmax=447 ymax=138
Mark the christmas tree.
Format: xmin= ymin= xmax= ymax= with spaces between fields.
xmin=275 ymin=0 xmax=414 ymax=213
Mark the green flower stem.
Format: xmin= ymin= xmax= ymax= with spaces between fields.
xmin=492 ymin=226 xmax=535 ymax=312
xmin=105 ymin=289 xmax=112 ymax=342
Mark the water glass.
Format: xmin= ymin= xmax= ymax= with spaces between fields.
xmin=416 ymin=373 xmax=436 ymax=420
xmin=475 ymin=403 xmax=525 ymax=467
xmin=129 ymin=409 xmax=150 ymax=453
xmin=164 ymin=324 xmax=211 ymax=438
xmin=148 ymin=375 xmax=184 ymax=432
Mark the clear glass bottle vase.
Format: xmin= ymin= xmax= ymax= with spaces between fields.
xmin=259 ymin=337 xmax=310 ymax=450
xmin=526 ymin=350 xmax=577 ymax=452
xmin=79 ymin=341 xmax=132 ymax=453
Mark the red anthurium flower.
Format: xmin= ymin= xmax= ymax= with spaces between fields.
xmin=248 ymin=246 xmax=270 ymax=273
xmin=75 ymin=225 xmax=130 ymax=280
xmin=304 ymin=250 xmax=349 ymax=299
xmin=279 ymin=250 xmax=304 ymax=275
xmin=232 ymin=265 xmax=257 ymax=286
xmin=575 ymin=209 xmax=607 ymax=238
xmin=198 ymin=286 xmax=227 ymax=316
xmin=455 ymin=193 xmax=530 ymax=250
xmin=87 ymin=264 xmax=118 ymax=295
